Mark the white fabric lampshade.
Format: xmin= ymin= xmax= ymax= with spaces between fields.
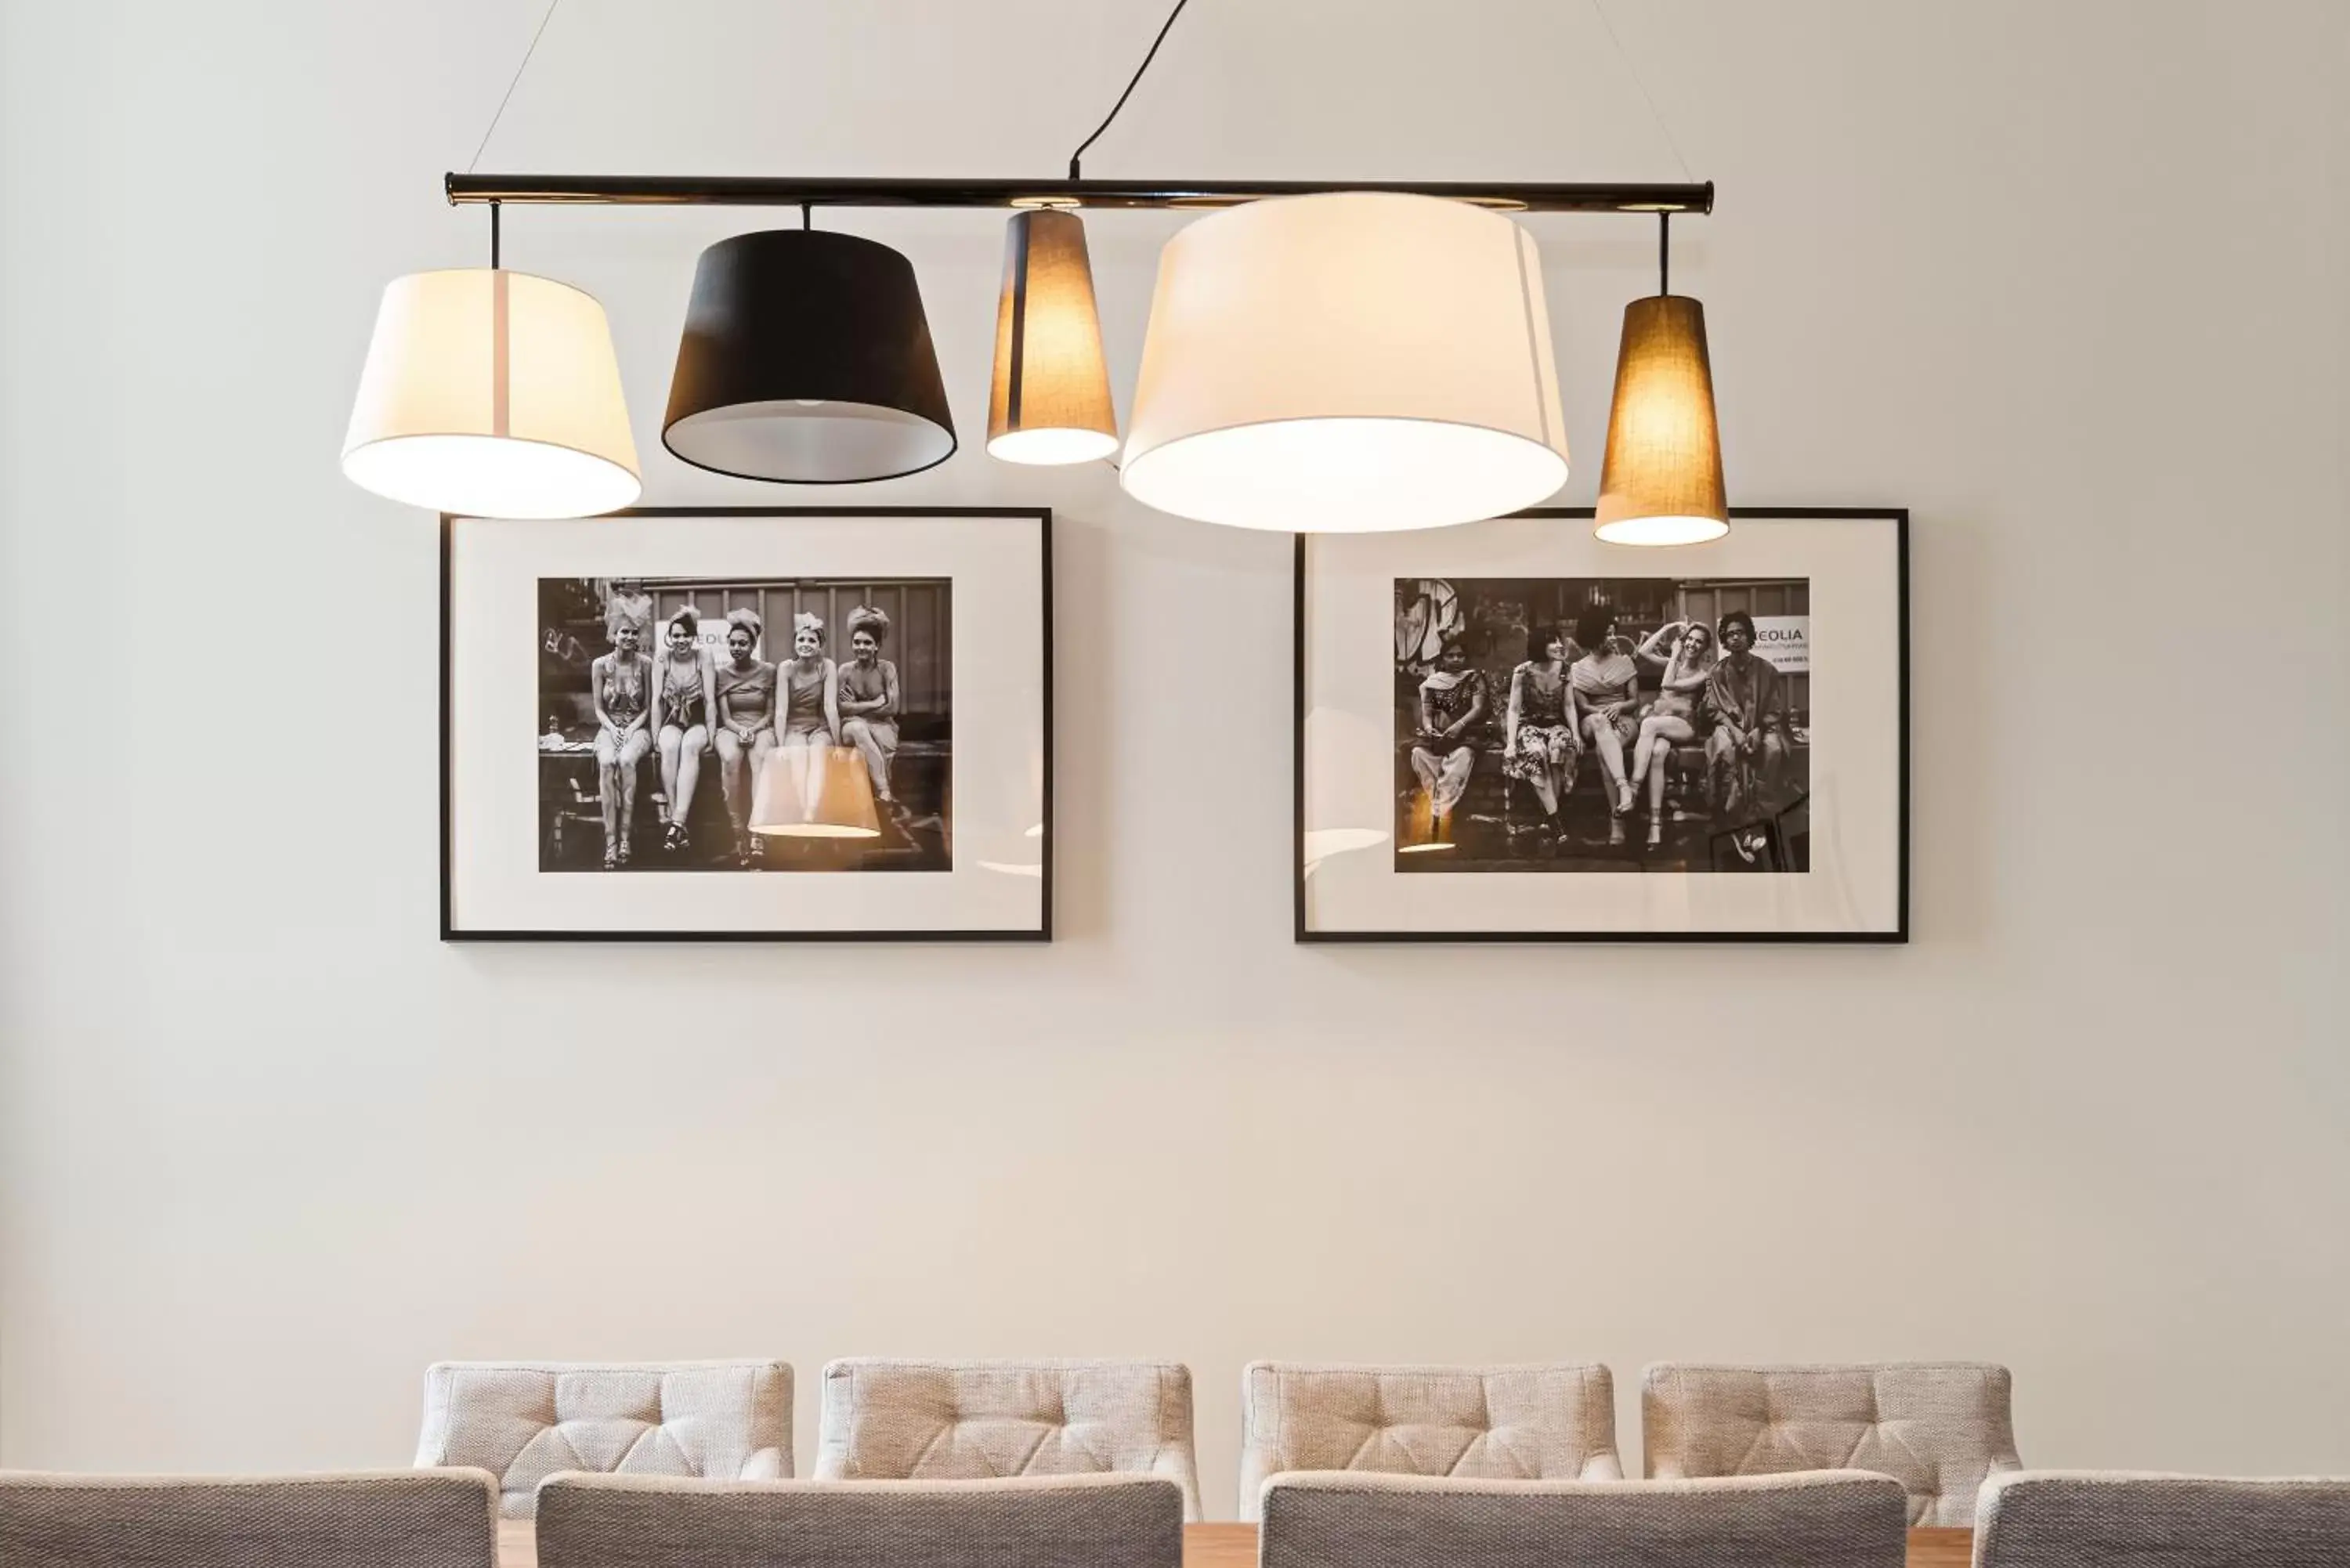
xmin=749 ymin=745 xmax=881 ymax=839
xmin=1121 ymin=192 xmax=1570 ymax=533
xmin=342 ymin=269 xmax=641 ymax=518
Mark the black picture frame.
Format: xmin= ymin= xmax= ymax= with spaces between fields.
xmin=441 ymin=506 xmax=1053 ymax=943
xmin=1293 ymin=507 xmax=1909 ymax=945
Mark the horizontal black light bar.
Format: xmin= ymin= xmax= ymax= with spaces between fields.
xmin=446 ymin=173 xmax=1714 ymax=215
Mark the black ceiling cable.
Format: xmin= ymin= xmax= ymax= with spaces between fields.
xmin=1068 ymin=0 xmax=1194 ymax=179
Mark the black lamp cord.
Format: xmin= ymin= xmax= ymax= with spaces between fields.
xmin=1658 ymin=211 xmax=1669 ymax=297
xmin=1068 ymin=0 xmax=1193 ymax=179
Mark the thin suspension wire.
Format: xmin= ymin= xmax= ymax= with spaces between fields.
xmin=468 ymin=0 xmax=564 ymax=173
xmin=1068 ymin=0 xmax=1193 ymax=179
xmin=1587 ymin=0 xmax=1694 ymax=182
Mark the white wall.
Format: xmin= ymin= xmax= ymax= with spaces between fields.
xmin=2 ymin=0 xmax=2344 ymax=1516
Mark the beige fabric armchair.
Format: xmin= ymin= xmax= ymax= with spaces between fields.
xmin=1237 ymin=1361 xmax=1622 ymax=1522
xmin=1643 ymin=1361 xmax=2019 ymax=1526
xmin=0 ymin=1469 xmax=497 ymax=1568
xmin=1259 ymin=1470 xmax=1907 ymax=1568
xmin=415 ymin=1359 xmax=792 ymax=1518
xmin=537 ymin=1472 xmax=1184 ymax=1568
xmin=814 ymin=1358 xmax=1203 ymax=1521
xmin=1975 ymin=1471 xmax=2350 ymax=1567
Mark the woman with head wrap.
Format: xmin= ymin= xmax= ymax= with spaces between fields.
xmin=838 ymin=605 xmax=908 ymax=825
xmin=712 ymin=607 xmax=778 ymax=866
xmin=768 ymin=609 xmax=841 ymax=829
xmin=650 ymin=605 xmax=718 ymax=855
xmin=604 ymin=578 xmax=653 ymax=648
xmin=589 ymin=616 xmax=653 ymax=868
xmin=1408 ymin=631 xmax=1489 ymax=848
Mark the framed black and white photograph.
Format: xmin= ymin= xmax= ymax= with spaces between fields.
xmin=1297 ymin=509 xmax=1906 ymax=941
xmin=444 ymin=508 xmax=1050 ymax=941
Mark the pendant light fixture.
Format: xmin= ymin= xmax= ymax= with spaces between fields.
xmin=1594 ymin=215 xmax=1729 ymax=546
xmin=749 ymin=745 xmax=883 ymax=839
xmin=663 ymin=226 xmax=956 ymax=483
xmin=1119 ymin=192 xmax=1569 ymax=533
xmin=342 ymin=263 xmax=641 ymax=518
xmin=988 ymin=208 xmax=1119 ymax=464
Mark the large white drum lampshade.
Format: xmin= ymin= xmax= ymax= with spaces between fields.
xmin=342 ymin=269 xmax=642 ymax=518
xmin=1120 ymin=192 xmax=1571 ymax=533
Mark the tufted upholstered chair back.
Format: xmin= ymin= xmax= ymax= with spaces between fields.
xmin=415 ymin=1360 xmax=792 ymax=1519
xmin=1258 ymin=1470 xmax=1907 ymax=1568
xmin=1974 ymin=1472 xmax=2350 ymax=1568
xmin=0 ymin=1469 xmax=498 ymax=1568
xmin=1643 ymin=1361 xmax=2019 ymax=1526
xmin=537 ymin=1472 xmax=1185 ymax=1568
xmin=1236 ymin=1361 xmax=1622 ymax=1522
xmin=813 ymin=1358 xmax=1203 ymax=1521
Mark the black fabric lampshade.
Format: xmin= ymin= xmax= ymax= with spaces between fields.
xmin=663 ymin=229 xmax=956 ymax=483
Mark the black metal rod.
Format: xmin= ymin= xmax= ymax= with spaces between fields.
xmin=446 ymin=172 xmax=1713 ymax=215
xmin=490 ymin=200 xmax=501 ymax=268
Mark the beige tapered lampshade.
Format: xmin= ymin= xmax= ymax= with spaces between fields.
xmin=1593 ymin=294 xmax=1728 ymax=547
xmin=748 ymin=745 xmax=882 ymax=839
xmin=342 ymin=269 xmax=641 ymax=518
xmin=1122 ymin=192 xmax=1570 ymax=533
xmin=987 ymin=210 xmax=1119 ymax=465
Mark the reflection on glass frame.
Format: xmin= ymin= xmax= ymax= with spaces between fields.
xmin=1298 ymin=509 xmax=1907 ymax=942
xmin=444 ymin=508 xmax=1050 ymax=942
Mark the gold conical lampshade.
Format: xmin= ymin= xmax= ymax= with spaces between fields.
xmin=748 ymin=746 xmax=882 ymax=838
xmin=987 ymin=209 xmax=1118 ymax=464
xmin=1594 ymin=294 xmax=1728 ymax=547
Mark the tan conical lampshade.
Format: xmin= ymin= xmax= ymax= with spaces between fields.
xmin=1594 ymin=294 xmax=1729 ymax=547
xmin=987 ymin=210 xmax=1119 ymax=465
xmin=749 ymin=745 xmax=882 ymax=839
xmin=342 ymin=269 xmax=641 ymax=518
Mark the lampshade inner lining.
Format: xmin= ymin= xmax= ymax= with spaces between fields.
xmin=986 ymin=427 xmax=1119 ymax=465
xmin=1121 ymin=417 xmax=1568 ymax=533
xmin=663 ymin=399 xmax=955 ymax=483
xmin=1594 ymin=514 xmax=1733 ymax=547
xmin=341 ymin=433 xmax=642 ymax=519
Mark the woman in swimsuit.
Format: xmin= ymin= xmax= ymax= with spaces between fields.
xmin=838 ymin=605 xmax=907 ymax=826
xmin=590 ymin=619 xmax=653 ymax=868
xmin=1567 ymin=605 xmax=1642 ymax=844
xmin=1502 ymin=624 xmax=1580 ymax=844
xmin=772 ymin=611 xmax=841 ymax=828
xmin=1629 ymin=619 xmax=1716 ymax=848
xmin=712 ymin=608 xmax=778 ymax=867
xmin=651 ymin=607 xmax=718 ymax=854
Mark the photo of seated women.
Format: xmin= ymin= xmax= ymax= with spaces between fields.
xmin=535 ymin=576 xmax=953 ymax=873
xmin=1393 ymin=575 xmax=1811 ymax=873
